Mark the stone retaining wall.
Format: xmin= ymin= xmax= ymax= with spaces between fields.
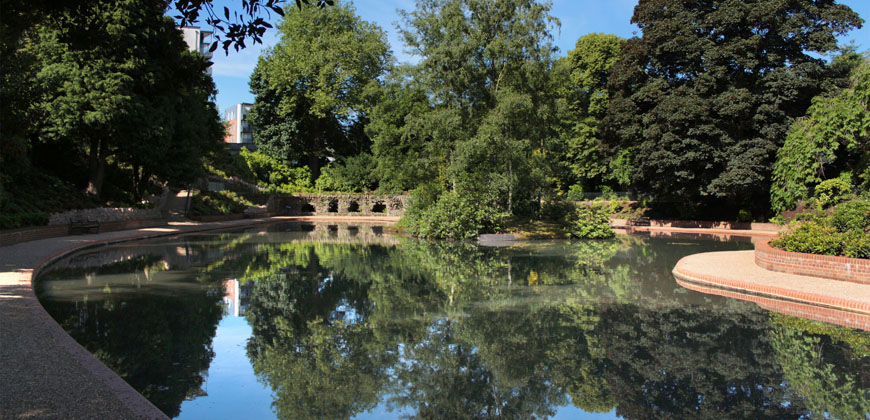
xmin=755 ymin=240 xmax=870 ymax=285
xmin=49 ymin=207 xmax=161 ymax=225
xmin=0 ymin=219 xmax=163 ymax=248
xmin=269 ymin=193 xmax=409 ymax=217
xmin=649 ymin=219 xmax=781 ymax=231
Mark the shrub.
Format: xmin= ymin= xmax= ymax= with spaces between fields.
xmin=771 ymin=197 xmax=870 ymax=258
xmin=830 ymin=198 xmax=870 ymax=233
xmin=189 ymin=191 xmax=252 ymax=216
xmin=399 ymin=190 xmax=508 ymax=240
xmin=770 ymin=222 xmax=843 ymax=256
xmin=567 ymin=184 xmax=584 ymax=201
xmin=541 ymin=198 xmax=576 ymax=222
xmin=815 ymin=177 xmax=852 ymax=208
xmin=314 ymin=153 xmax=377 ymax=193
xmin=569 ymin=204 xmax=615 ymax=239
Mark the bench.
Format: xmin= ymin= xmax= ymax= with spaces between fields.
xmin=69 ymin=217 xmax=100 ymax=234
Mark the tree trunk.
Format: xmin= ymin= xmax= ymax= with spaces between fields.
xmin=508 ymin=160 xmax=513 ymax=214
xmin=86 ymin=138 xmax=107 ymax=199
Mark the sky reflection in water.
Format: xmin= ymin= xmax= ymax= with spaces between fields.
xmin=36 ymin=222 xmax=870 ymax=419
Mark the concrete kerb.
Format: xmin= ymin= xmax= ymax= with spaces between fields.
xmin=2 ymin=215 xmax=398 ymax=419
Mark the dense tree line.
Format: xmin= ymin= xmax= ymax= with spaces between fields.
xmin=0 ymin=0 xmax=224 ymax=227
xmin=248 ymin=0 xmax=866 ymax=237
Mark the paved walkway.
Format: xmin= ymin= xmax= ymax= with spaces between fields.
xmin=0 ymin=216 xmax=397 ymax=420
xmin=673 ymin=250 xmax=870 ymax=330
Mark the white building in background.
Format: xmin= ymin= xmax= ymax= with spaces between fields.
xmin=223 ymin=103 xmax=256 ymax=152
xmin=179 ymin=26 xmax=214 ymax=75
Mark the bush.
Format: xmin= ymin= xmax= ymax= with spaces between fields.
xmin=770 ymin=222 xmax=843 ymax=256
xmin=815 ymin=177 xmax=852 ymax=208
xmin=189 ymin=190 xmax=253 ymax=216
xmin=771 ymin=197 xmax=870 ymax=258
xmin=569 ymin=204 xmax=615 ymax=239
xmin=237 ymin=148 xmax=312 ymax=192
xmin=541 ymin=198 xmax=576 ymax=222
xmin=315 ymin=153 xmax=377 ymax=193
xmin=830 ymin=198 xmax=870 ymax=233
xmin=399 ymin=190 xmax=508 ymax=240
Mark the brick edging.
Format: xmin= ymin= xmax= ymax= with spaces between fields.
xmin=672 ymin=259 xmax=870 ymax=316
xmin=755 ymin=240 xmax=870 ymax=285
xmin=675 ymin=278 xmax=870 ymax=331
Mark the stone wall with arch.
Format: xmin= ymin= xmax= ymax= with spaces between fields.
xmin=268 ymin=193 xmax=409 ymax=217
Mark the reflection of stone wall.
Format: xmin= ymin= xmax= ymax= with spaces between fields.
xmin=301 ymin=223 xmax=399 ymax=246
xmin=269 ymin=193 xmax=409 ymax=217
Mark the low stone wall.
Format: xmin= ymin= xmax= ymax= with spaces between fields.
xmin=269 ymin=193 xmax=409 ymax=217
xmin=649 ymin=219 xmax=781 ymax=231
xmin=755 ymin=240 xmax=870 ymax=285
xmin=0 ymin=218 xmax=164 ymax=248
xmin=0 ymin=225 xmax=70 ymax=248
xmin=49 ymin=207 xmax=161 ymax=225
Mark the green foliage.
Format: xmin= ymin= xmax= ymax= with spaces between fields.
xmin=372 ymin=0 xmax=559 ymax=216
xmin=28 ymin=1 xmax=223 ymax=199
xmin=569 ymin=205 xmax=615 ymax=239
xmin=399 ymin=190 xmax=508 ymax=240
xmin=554 ymin=33 xmax=626 ymax=191
xmin=605 ymin=0 xmax=862 ymax=215
xmin=815 ymin=176 xmax=852 ymax=208
xmin=771 ymin=61 xmax=870 ymax=212
xmin=314 ymin=153 xmax=377 ymax=193
xmin=189 ymin=190 xmax=253 ymax=217
xmin=0 ymin=171 xmax=98 ymax=229
xmin=248 ymin=2 xmax=390 ymax=182
xmin=237 ymin=148 xmax=312 ymax=192
xmin=830 ymin=198 xmax=870 ymax=233
xmin=771 ymin=198 xmax=870 ymax=258
xmin=771 ymin=315 xmax=870 ymax=420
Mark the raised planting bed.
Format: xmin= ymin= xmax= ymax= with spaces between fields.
xmin=755 ymin=240 xmax=870 ymax=285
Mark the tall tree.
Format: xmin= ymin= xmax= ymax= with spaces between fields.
xmin=771 ymin=58 xmax=870 ymax=212
xmin=30 ymin=0 xmax=223 ymax=199
xmin=603 ymin=0 xmax=862 ymax=217
xmin=554 ymin=33 xmax=626 ymax=192
xmin=372 ymin=0 xmax=559 ymax=215
xmin=247 ymin=1 xmax=391 ymax=183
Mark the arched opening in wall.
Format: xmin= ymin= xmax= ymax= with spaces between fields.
xmin=328 ymin=199 xmax=339 ymax=213
xmin=327 ymin=224 xmax=338 ymax=237
xmin=347 ymin=226 xmax=359 ymax=236
xmin=301 ymin=203 xmax=316 ymax=213
xmin=372 ymin=226 xmax=383 ymax=236
xmin=372 ymin=202 xmax=386 ymax=213
xmin=348 ymin=201 xmax=360 ymax=212
xmin=297 ymin=223 xmax=315 ymax=232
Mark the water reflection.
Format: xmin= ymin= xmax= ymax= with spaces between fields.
xmin=36 ymin=223 xmax=869 ymax=419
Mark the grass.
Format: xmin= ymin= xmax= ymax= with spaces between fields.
xmin=504 ymin=219 xmax=571 ymax=239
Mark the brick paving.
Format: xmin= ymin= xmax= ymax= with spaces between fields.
xmin=673 ymin=250 xmax=870 ymax=330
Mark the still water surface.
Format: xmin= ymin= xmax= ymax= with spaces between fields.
xmin=36 ymin=222 xmax=869 ymax=419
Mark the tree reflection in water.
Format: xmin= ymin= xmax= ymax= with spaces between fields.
xmin=36 ymin=224 xmax=869 ymax=419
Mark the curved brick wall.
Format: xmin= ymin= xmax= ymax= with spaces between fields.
xmin=755 ymin=240 xmax=870 ymax=285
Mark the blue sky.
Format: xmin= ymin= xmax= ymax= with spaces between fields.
xmin=195 ymin=0 xmax=870 ymax=115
